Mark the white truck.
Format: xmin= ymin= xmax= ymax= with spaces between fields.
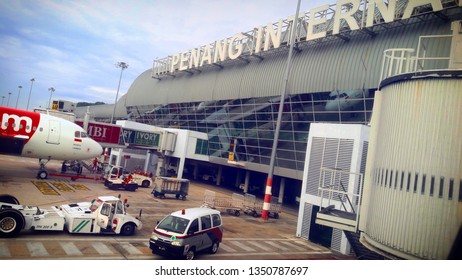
xmin=103 ymin=165 xmax=153 ymax=191
xmin=0 ymin=194 xmax=142 ymax=238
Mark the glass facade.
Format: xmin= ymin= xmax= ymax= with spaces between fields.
xmin=127 ymin=89 xmax=375 ymax=173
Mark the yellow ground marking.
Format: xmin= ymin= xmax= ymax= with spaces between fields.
xmin=50 ymin=180 xmax=74 ymax=192
xmin=68 ymin=183 xmax=90 ymax=191
xmin=32 ymin=180 xmax=60 ymax=195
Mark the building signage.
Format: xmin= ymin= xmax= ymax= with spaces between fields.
xmin=75 ymin=121 xmax=121 ymax=146
xmin=119 ymin=128 xmax=161 ymax=148
xmin=152 ymin=0 xmax=457 ymax=76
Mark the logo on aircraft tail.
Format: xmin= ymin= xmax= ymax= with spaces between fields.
xmin=0 ymin=109 xmax=40 ymax=139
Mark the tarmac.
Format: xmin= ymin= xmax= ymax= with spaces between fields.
xmin=0 ymin=154 xmax=351 ymax=260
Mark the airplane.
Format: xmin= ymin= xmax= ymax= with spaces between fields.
xmin=0 ymin=106 xmax=103 ymax=179
xmin=325 ymin=89 xmax=369 ymax=111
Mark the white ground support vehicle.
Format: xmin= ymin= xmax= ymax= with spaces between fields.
xmin=0 ymin=194 xmax=142 ymax=238
xmin=149 ymin=207 xmax=223 ymax=260
xmin=103 ymin=165 xmax=153 ymax=191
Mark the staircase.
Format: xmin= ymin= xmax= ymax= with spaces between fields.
xmin=78 ymin=159 xmax=94 ymax=173
xmin=343 ymin=231 xmax=387 ymax=260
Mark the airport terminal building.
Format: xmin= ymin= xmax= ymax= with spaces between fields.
xmin=76 ymin=1 xmax=462 ymax=258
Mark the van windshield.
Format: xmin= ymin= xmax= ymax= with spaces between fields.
xmin=157 ymin=215 xmax=190 ymax=234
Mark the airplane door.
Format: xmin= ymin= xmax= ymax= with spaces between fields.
xmin=47 ymin=120 xmax=60 ymax=144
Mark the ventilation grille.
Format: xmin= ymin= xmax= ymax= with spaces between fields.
xmin=305 ymin=137 xmax=354 ymax=198
xmin=300 ymin=202 xmax=313 ymax=239
xmin=331 ymin=228 xmax=343 ymax=252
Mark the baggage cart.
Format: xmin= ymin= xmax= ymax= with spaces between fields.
xmin=151 ymin=177 xmax=189 ymax=200
xmin=243 ymin=194 xmax=282 ymax=218
xmin=202 ymin=190 xmax=244 ymax=216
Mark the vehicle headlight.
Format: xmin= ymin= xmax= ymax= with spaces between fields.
xmin=171 ymin=241 xmax=181 ymax=246
xmin=150 ymin=234 xmax=158 ymax=241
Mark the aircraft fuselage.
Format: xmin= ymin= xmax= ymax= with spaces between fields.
xmin=0 ymin=106 xmax=102 ymax=161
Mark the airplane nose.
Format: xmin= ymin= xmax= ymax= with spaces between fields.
xmin=90 ymin=140 xmax=103 ymax=157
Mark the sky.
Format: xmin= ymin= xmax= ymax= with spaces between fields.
xmin=0 ymin=0 xmax=328 ymax=110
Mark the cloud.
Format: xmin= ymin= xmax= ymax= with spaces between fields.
xmin=0 ymin=0 xmax=328 ymax=110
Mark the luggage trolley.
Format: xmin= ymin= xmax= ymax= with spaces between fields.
xmin=243 ymin=193 xmax=282 ymax=218
xmin=151 ymin=177 xmax=189 ymax=200
xmin=202 ymin=190 xmax=244 ymax=216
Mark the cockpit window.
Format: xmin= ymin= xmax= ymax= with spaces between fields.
xmin=74 ymin=131 xmax=88 ymax=138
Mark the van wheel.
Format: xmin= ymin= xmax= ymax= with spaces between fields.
xmin=209 ymin=241 xmax=219 ymax=254
xmin=185 ymin=248 xmax=195 ymax=260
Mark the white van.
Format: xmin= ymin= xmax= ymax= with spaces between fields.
xmin=149 ymin=207 xmax=223 ymax=260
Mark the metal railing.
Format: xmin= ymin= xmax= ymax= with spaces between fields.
xmin=379 ymin=35 xmax=453 ymax=85
xmin=317 ymin=167 xmax=363 ymax=217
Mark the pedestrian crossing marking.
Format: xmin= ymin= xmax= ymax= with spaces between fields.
xmin=280 ymin=241 xmax=304 ymax=250
xmin=293 ymin=240 xmax=322 ymax=251
xmin=27 ymin=242 xmax=49 ymax=256
xmin=229 ymin=241 xmax=256 ymax=252
xmin=119 ymin=242 xmax=143 ymax=255
xmin=263 ymin=240 xmax=286 ymax=250
xmin=60 ymin=242 xmax=83 ymax=256
xmin=0 ymin=242 xmax=11 ymax=257
xmin=0 ymin=238 xmax=328 ymax=259
xmin=92 ymin=242 xmax=114 ymax=255
xmin=218 ymin=243 xmax=237 ymax=253
xmin=247 ymin=241 xmax=272 ymax=251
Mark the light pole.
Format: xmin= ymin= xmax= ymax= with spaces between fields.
xmin=262 ymin=0 xmax=301 ymax=220
xmin=16 ymin=86 xmax=22 ymax=108
xmin=48 ymin=87 xmax=55 ymax=109
xmin=27 ymin=78 xmax=35 ymax=110
xmin=7 ymin=92 xmax=11 ymax=107
xmin=1 ymin=96 xmax=5 ymax=106
xmin=110 ymin=61 xmax=128 ymax=124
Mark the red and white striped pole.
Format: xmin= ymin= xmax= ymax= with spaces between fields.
xmin=261 ymin=0 xmax=300 ymax=221
xmin=262 ymin=178 xmax=273 ymax=220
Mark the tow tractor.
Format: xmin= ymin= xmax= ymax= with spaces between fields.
xmin=103 ymin=165 xmax=153 ymax=191
xmin=0 ymin=194 xmax=142 ymax=238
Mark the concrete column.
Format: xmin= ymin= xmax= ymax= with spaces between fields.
xmin=278 ymin=177 xmax=286 ymax=204
xmin=177 ymin=156 xmax=185 ymax=179
xmin=217 ymin=166 xmax=223 ymax=186
xmin=156 ymin=157 xmax=164 ymax=177
xmin=243 ymin=170 xmax=250 ymax=193
xmin=143 ymin=150 xmax=150 ymax=172
xmin=193 ymin=163 xmax=199 ymax=180
xmin=235 ymin=169 xmax=242 ymax=188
